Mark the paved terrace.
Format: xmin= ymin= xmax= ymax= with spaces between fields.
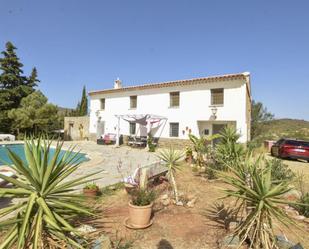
xmin=59 ymin=141 xmax=158 ymax=188
xmin=0 ymin=140 xmax=159 ymax=188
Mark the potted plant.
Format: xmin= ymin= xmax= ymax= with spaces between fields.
xmin=126 ymin=167 xmax=156 ymax=229
xmin=83 ymin=182 xmax=99 ymax=197
xmin=127 ymin=188 xmax=156 ymax=229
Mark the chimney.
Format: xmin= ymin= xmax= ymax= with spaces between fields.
xmin=114 ymin=77 xmax=122 ymax=89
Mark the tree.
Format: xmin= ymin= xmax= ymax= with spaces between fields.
xmin=251 ymin=100 xmax=274 ymax=139
xmin=68 ymin=86 xmax=88 ymax=117
xmin=79 ymin=86 xmax=88 ymax=116
xmin=27 ymin=67 xmax=40 ymax=88
xmin=0 ymin=42 xmax=37 ymax=132
xmin=8 ymin=91 xmax=58 ymax=136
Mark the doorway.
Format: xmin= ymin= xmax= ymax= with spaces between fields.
xmin=212 ymin=124 xmax=227 ymax=146
xmin=96 ymin=121 xmax=105 ymax=138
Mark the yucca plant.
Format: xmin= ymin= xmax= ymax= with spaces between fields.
xmin=215 ymin=126 xmax=245 ymax=170
xmin=0 ymin=138 xmax=101 ymax=249
xmin=157 ymin=148 xmax=184 ymax=203
xmin=221 ymin=155 xmax=303 ymax=249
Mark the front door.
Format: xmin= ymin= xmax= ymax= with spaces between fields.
xmin=96 ymin=121 xmax=105 ymax=138
xmin=212 ymin=124 xmax=227 ymax=146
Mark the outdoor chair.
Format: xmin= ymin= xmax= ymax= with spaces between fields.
xmin=97 ymin=133 xmax=117 ymax=145
xmin=127 ymin=136 xmax=147 ymax=147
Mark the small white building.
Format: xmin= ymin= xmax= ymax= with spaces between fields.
xmin=88 ymin=72 xmax=251 ymax=146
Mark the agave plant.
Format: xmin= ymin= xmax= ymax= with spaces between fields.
xmin=221 ymin=155 xmax=303 ymax=249
xmin=0 ymin=138 xmax=101 ymax=249
xmin=157 ymin=148 xmax=184 ymax=203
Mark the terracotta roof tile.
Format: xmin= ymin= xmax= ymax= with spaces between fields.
xmin=89 ymin=72 xmax=249 ymax=96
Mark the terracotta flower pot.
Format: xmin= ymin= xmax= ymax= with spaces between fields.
xmin=128 ymin=201 xmax=153 ymax=228
xmin=83 ymin=187 xmax=99 ymax=197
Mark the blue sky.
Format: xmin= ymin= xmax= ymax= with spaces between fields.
xmin=0 ymin=1 xmax=308 ymax=120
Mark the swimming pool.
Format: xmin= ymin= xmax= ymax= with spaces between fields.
xmin=0 ymin=144 xmax=88 ymax=166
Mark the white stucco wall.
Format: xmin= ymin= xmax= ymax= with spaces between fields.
xmin=89 ymin=78 xmax=250 ymax=143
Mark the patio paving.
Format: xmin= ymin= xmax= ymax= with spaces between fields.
xmin=60 ymin=141 xmax=158 ymax=188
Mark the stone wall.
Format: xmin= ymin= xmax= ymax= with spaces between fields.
xmin=90 ymin=133 xmax=191 ymax=149
xmin=64 ymin=116 xmax=90 ymax=141
xmin=157 ymin=137 xmax=192 ymax=150
xmin=89 ymin=133 xmax=97 ymax=142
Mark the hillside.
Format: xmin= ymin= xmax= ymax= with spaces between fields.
xmin=57 ymin=106 xmax=74 ymax=116
xmin=259 ymin=118 xmax=309 ymax=141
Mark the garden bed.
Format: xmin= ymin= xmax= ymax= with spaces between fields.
xmin=84 ymin=165 xmax=309 ymax=248
xmin=92 ymin=166 xmax=228 ymax=248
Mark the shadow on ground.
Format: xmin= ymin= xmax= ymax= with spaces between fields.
xmin=204 ymin=202 xmax=238 ymax=229
xmin=157 ymin=239 xmax=174 ymax=249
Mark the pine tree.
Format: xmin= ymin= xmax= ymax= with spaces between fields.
xmin=79 ymin=86 xmax=88 ymax=116
xmin=0 ymin=41 xmax=37 ymax=132
xmin=27 ymin=67 xmax=40 ymax=88
xmin=0 ymin=42 xmax=26 ymax=89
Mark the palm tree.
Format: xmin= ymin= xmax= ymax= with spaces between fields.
xmin=0 ymin=138 xmax=101 ymax=248
xmin=157 ymin=148 xmax=184 ymax=203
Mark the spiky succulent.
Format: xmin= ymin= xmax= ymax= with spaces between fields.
xmin=0 ymin=138 xmax=100 ymax=248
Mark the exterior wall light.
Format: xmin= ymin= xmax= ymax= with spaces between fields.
xmin=211 ymin=107 xmax=218 ymax=120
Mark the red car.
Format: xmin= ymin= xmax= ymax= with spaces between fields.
xmin=271 ymin=138 xmax=309 ymax=162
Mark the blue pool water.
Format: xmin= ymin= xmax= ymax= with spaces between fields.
xmin=0 ymin=144 xmax=88 ymax=166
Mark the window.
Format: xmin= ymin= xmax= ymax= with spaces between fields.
xmin=129 ymin=122 xmax=136 ymax=135
xmin=170 ymin=92 xmax=180 ymax=107
xmin=211 ymin=88 xmax=224 ymax=105
xmin=169 ymin=123 xmax=179 ymax=137
xmin=130 ymin=96 xmax=137 ymax=109
xmin=100 ymin=98 xmax=105 ymax=110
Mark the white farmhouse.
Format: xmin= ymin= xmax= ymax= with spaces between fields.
xmin=88 ymin=72 xmax=251 ymax=147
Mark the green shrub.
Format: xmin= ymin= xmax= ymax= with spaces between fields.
xmin=131 ymin=189 xmax=156 ymax=206
xmin=205 ymin=163 xmax=218 ymax=180
xmin=295 ymin=193 xmax=309 ymax=218
xmin=214 ymin=126 xmax=245 ymax=170
xmin=84 ymin=182 xmax=99 ymax=190
xmin=185 ymin=147 xmax=193 ymax=158
xmin=189 ymin=134 xmax=217 ymax=166
xmin=246 ymin=139 xmax=260 ymax=153
xmin=265 ymin=158 xmax=295 ymax=182
xmin=147 ymin=134 xmax=156 ymax=152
